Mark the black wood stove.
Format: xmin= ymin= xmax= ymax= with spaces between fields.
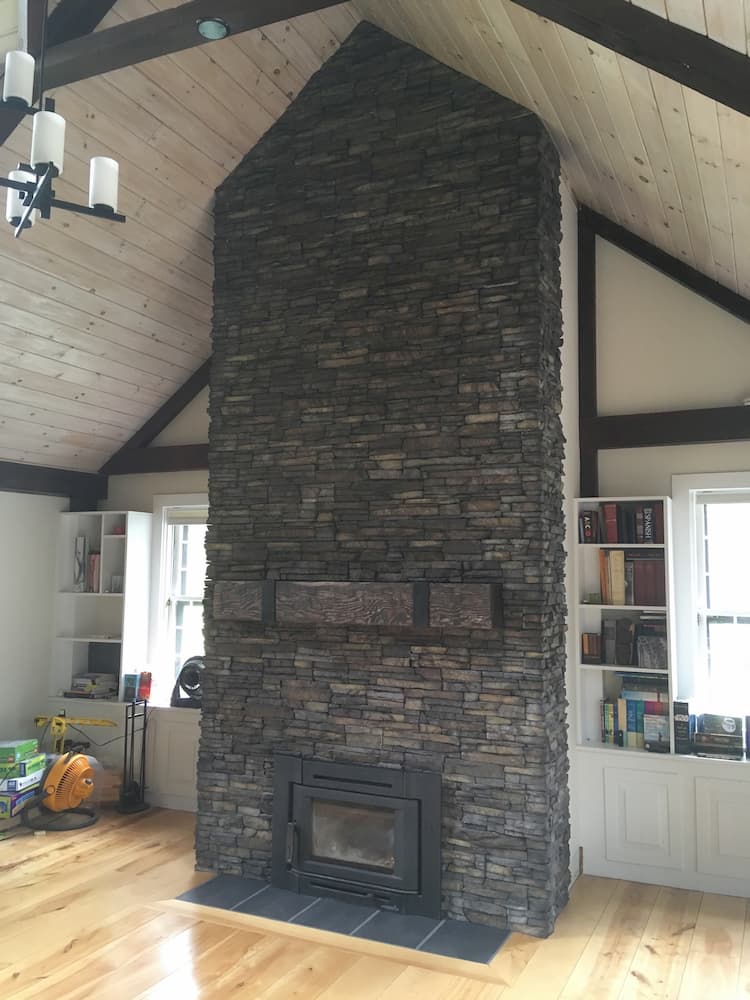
xmin=271 ymin=754 xmax=441 ymax=918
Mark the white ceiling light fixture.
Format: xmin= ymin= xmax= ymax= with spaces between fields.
xmin=0 ymin=1 xmax=125 ymax=238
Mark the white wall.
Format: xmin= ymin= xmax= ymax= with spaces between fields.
xmin=595 ymin=239 xmax=750 ymax=496
xmin=0 ymin=492 xmax=67 ymax=738
xmin=151 ymin=387 xmax=209 ymax=447
xmin=559 ymin=177 xmax=580 ymax=882
xmin=102 ymin=471 xmax=209 ymax=513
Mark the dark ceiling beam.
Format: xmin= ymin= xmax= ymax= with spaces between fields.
xmin=103 ymin=445 xmax=209 ymax=476
xmin=99 ymin=360 xmax=209 ymax=475
xmin=584 ymin=406 xmax=750 ymax=450
xmin=510 ymin=0 xmax=750 ymax=118
xmin=580 ymin=206 xmax=750 ymax=326
xmin=0 ymin=459 xmax=107 ymax=505
xmin=0 ymin=0 xmax=118 ymax=146
xmin=41 ymin=0 xmax=343 ymax=90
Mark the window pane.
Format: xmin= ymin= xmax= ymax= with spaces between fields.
xmin=174 ymin=599 xmax=205 ymax=676
xmin=706 ymin=617 xmax=750 ymax=710
xmin=705 ymin=504 xmax=750 ymax=610
xmin=173 ymin=523 xmax=207 ymax=597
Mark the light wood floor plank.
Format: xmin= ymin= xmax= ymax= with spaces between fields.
xmin=4 ymin=810 xmax=750 ymax=1000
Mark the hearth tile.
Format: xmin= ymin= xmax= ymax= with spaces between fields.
xmin=418 ymin=919 xmax=509 ymax=963
xmin=353 ymin=910 xmax=439 ymax=949
xmin=233 ymin=885 xmax=319 ymax=921
xmin=177 ymin=875 xmax=267 ymax=910
xmin=291 ymin=896 xmax=378 ymax=934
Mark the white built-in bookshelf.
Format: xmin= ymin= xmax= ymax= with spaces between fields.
xmin=52 ymin=510 xmax=151 ymax=701
xmin=573 ymin=496 xmax=677 ymax=754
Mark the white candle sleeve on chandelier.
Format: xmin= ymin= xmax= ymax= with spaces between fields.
xmin=88 ymin=157 xmax=119 ymax=212
xmin=30 ymin=110 xmax=65 ymax=173
xmin=5 ymin=170 xmax=38 ymax=226
xmin=2 ymin=50 xmax=35 ymax=107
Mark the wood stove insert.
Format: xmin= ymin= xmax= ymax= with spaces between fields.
xmin=272 ymin=754 xmax=441 ymax=918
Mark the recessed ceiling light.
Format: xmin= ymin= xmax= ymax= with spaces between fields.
xmin=196 ymin=17 xmax=230 ymax=41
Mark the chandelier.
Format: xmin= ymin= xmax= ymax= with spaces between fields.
xmin=0 ymin=5 xmax=125 ymax=238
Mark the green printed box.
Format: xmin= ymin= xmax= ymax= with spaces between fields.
xmin=0 ymin=752 xmax=47 ymax=780
xmin=0 ymin=739 xmax=39 ymax=763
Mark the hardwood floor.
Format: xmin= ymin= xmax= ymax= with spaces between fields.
xmin=0 ymin=808 xmax=748 ymax=998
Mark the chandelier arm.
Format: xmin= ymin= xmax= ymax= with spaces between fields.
xmin=50 ymin=196 xmax=126 ymax=223
xmin=0 ymin=177 xmax=35 ymax=194
xmin=14 ymin=164 xmax=53 ymax=237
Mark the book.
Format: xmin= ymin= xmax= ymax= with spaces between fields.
xmin=87 ymin=552 xmax=101 ymax=593
xmin=674 ymin=700 xmax=695 ymax=755
xmin=697 ymin=714 xmax=742 ymax=736
xmin=609 ymin=550 xmax=626 ymax=605
xmin=636 ymin=635 xmax=668 ymax=670
xmin=644 ymin=713 xmax=670 ymax=751
xmin=579 ymin=510 xmax=599 ymax=543
xmin=602 ymin=502 xmax=618 ymax=543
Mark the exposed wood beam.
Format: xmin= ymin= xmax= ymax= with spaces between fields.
xmin=103 ymin=444 xmax=209 ymax=476
xmin=510 ymin=0 xmax=750 ymax=118
xmin=0 ymin=459 xmax=107 ymax=504
xmin=0 ymin=0 xmax=118 ymax=147
xmin=581 ymin=207 xmax=750 ymax=326
xmin=584 ymin=406 xmax=750 ymax=450
xmin=41 ymin=0 xmax=344 ymax=90
xmin=99 ymin=360 xmax=209 ymax=474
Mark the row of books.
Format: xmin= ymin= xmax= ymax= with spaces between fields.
xmin=579 ymin=501 xmax=664 ymax=545
xmin=601 ymin=696 xmax=670 ymax=750
xmin=582 ymin=611 xmax=668 ymax=668
xmin=598 ymin=549 xmax=665 ymax=606
xmin=73 ymin=536 xmax=101 ymax=593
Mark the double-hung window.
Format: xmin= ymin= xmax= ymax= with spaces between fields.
xmin=151 ymin=495 xmax=208 ymax=705
xmin=673 ymin=473 xmax=750 ymax=714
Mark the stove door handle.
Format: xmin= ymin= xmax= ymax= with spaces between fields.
xmin=286 ymin=821 xmax=297 ymax=866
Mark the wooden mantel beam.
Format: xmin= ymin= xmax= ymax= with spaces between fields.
xmin=510 ymin=0 xmax=750 ymax=118
xmin=41 ymin=0 xmax=344 ymax=90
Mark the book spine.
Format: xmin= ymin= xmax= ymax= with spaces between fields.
xmin=602 ymin=503 xmax=618 ymax=543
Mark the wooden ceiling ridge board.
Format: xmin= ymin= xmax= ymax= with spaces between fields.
xmin=578 ymin=204 xmax=750 ymax=495
xmin=100 ymin=359 xmax=210 ymax=476
xmin=41 ymin=0 xmax=350 ymax=89
xmin=507 ymin=0 xmax=750 ymax=117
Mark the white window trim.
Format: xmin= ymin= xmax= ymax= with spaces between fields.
xmin=149 ymin=493 xmax=208 ymax=704
xmin=672 ymin=471 xmax=750 ymax=704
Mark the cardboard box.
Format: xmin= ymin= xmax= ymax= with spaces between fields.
xmin=0 ymin=770 xmax=42 ymax=793
xmin=0 ymin=752 xmax=47 ymax=780
xmin=0 ymin=739 xmax=38 ymax=763
xmin=0 ymin=787 xmax=38 ymax=818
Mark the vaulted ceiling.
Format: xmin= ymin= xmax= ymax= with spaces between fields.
xmin=0 ymin=0 xmax=748 ymax=473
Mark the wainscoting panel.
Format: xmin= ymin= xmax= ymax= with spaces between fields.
xmin=603 ymin=766 xmax=683 ymax=869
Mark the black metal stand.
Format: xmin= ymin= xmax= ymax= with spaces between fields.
xmin=118 ymin=699 xmax=149 ymax=814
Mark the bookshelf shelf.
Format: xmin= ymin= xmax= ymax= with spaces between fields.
xmin=578 ymin=604 xmax=667 ymax=612
xmin=574 ymin=496 xmax=676 ymax=754
xmin=578 ymin=663 xmax=669 ymax=675
xmin=53 ymin=511 xmax=151 ymax=700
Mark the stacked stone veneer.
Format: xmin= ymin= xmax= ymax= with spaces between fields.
xmin=197 ymin=22 xmax=568 ymax=937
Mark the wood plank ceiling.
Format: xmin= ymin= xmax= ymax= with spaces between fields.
xmin=0 ymin=0 xmax=748 ymax=472
xmin=0 ymin=0 xmax=359 ymax=472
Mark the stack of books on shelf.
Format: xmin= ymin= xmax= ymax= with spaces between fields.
xmin=582 ymin=611 xmax=668 ymax=669
xmin=598 ymin=549 xmax=665 ymax=606
xmin=0 ymin=738 xmax=45 ymax=825
xmin=578 ymin=501 xmax=664 ymax=544
xmin=600 ymin=673 xmax=670 ymax=750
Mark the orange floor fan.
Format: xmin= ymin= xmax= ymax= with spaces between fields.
xmin=21 ymin=751 xmax=101 ymax=831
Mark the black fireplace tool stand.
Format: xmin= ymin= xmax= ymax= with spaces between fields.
xmin=118 ymin=699 xmax=149 ymax=814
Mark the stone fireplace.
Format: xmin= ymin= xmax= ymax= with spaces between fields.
xmin=197 ymin=22 xmax=568 ymax=937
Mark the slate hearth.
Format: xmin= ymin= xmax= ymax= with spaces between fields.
xmin=177 ymin=875 xmax=509 ymax=965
